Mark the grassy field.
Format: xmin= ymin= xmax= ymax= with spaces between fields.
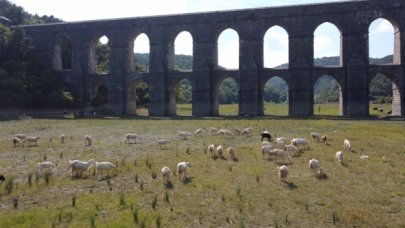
xmin=0 ymin=115 xmax=404 ymax=227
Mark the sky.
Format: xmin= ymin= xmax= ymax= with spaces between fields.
xmin=9 ymin=0 xmax=395 ymax=68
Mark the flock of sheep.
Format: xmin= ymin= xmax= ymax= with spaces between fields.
xmin=1 ymin=126 xmax=355 ymax=188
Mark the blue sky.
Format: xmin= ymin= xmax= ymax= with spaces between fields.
xmin=10 ymin=0 xmax=395 ymax=68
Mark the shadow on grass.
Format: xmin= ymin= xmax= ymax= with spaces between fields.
xmin=316 ymin=173 xmax=328 ymax=180
xmin=182 ymin=177 xmax=194 ymax=185
xmin=164 ymin=181 xmax=174 ymax=189
xmin=286 ymin=182 xmax=298 ymax=190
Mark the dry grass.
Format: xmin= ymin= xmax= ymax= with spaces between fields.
xmin=0 ymin=117 xmax=404 ymax=227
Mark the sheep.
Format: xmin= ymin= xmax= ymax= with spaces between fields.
xmin=161 ymin=166 xmax=171 ymax=185
xmin=321 ymin=135 xmax=328 ymax=144
xmin=311 ymin=132 xmax=322 ymax=143
xmin=156 ymin=138 xmax=171 ymax=149
xmin=0 ymin=174 xmax=5 ymax=182
xmin=95 ymin=161 xmax=117 ymax=177
xmin=26 ymin=136 xmax=40 ymax=146
xmin=227 ymin=147 xmax=237 ymax=161
xmin=261 ymin=144 xmax=273 ymax=159
xmin=216 ymin=145 xmax=225 ymax=158
xmin=178 ymin=131 xmax=193 ymax=140
xmin=218 ymin=129 xmax=234 ymax=138
xmin=125 ymin=133 xmax=141 ymax=144
xmin=15 ymin=134 xmax=27 ymax=141
xmin=69 ymin=159 xmax=96 ymax=177
xmin=38 ymin=161 xmax=55 ymax=172
xmin=234 ymin=128 xmax=242 ymax=136
xmin=308 ymin=159 xmax=323 ymax=176
xmin=291 ymin=138 xmax=310 ymax=150
xmin=60 ymin=134 xmax=66 ymax=144
xmin=285 ymin=144 xmax=300 ymax=157
xmin=193 ymin=128 xmax=203 ymax=137
xmin=343 ymin=139 xmax=352 ymax=152
xmin=208 ymin=144 xmax=218 ymax=158
xmin=270 ymin=149 xmax=291 ymax=163
xmin=13 ymin=137 xmax=24 ymax=147
xmin=278 ymin=165 xmax=289 ymax=184
xmin=84 ymin=135 xmax=92 ymax=146
xmin=274 ymin=137 xmax=287 ymax=149
xmin=261 ymin=130 xmax=272 ymax=141
xmin=209 ymin=127 xmax=219 ymax=136
xmin=241 ymin=127 xmax=253 ymax=137
xmin=177 ymin=161 xmax=192 ymax=183
xmin=335 ymin=151 xmax=343 ymax=165
xmin=262 ymin=141 xmax=271 ymax=147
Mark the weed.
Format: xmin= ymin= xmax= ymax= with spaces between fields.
xmin=72 ymin=194 xmax=76 ymax=207
xmin=58 ymin=210 xmax=63 ymax=222
xmin=28 ymin=173 xmax=32 ymax=187
xmin=35 ymin=172 xmax=39 ymax=183
xmin=221 ymin=194 xmax=226 ymax=202
xmin=134 ymin=174 xmax=138 ymax=183
xmin=119 ymin=193 xmax=125 ymax=207
xmin=90 ymin=214 xmax=96 ymax=228
xmin=44 ymin=153 xmax=47 ymax=161
xmin=140 ymin=220 xmax=146 ymax=228
xmin=256 ymin=175 xmax=260 ymax=183
xmin=236 ymin=186 xmax=241 ymax=196
xmin=133 ymin=207 xmax=139 ymax=224
xmin=140 ymin=181 xmax=144 ymax=191
xmin=12 ymin=198 xmax=18 ymax=209
xmin=152 ymin=194 xmax=158 ymax=209
xmin=228 ymin=165 xmax=232 ymax=172
xmin=226 ymin=216 xmax=230 ymax=224
xmin=156 ymin=215 xmax=161 ymax=228
xmin=151 ymin=171 xmax=157 ymax=179
xmin=5 ymin=177 xmax=14 ymax=194
xmin=145 ymin=157 xmax=152 ymax=169
xmin=164 ymin=191 xmax=170 ymax=203
xmin=107 ymin=177 xmax=111 ymax=186
xmin=59 ymin=152 xmax=63 ymax=159
xmin=186 ymin=146 xmax=191 ymax=155
xmin=133 ymin=159 xmax=137 ymax=167
xmin=332 ymin=211 xmax=339 ymax=225
xmin=121 ymin=155 xmax=127 ymax=167
xmin=44 ymin=170 xmax=51 ymax=185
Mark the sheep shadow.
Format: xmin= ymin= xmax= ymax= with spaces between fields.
xmin=274 ymin=161 xmax=292 ymax=166
xmin=230 ymin=157 xmax=239 ymax=162
xmin=164 ymin=181 xmax=174 ymax=189
xmin=316 ymin=173 xmax=328 ymax=180
xmin=181 ymin=176 xmax=194 ymax=185
xmin=286 ymin=182 xmax=298 ymax=190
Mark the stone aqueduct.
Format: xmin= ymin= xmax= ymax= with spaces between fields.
xmin=19 ymin=0 xmax=405 ymax=117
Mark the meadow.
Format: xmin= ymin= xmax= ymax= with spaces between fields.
xmin=0 ymin=106 xmax=404 ymax=227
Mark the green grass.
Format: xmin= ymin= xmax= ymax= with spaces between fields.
xmin=0 ymin=116 xmax=404 ymax=227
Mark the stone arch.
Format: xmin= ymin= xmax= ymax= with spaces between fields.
xmin=368 ymin=72 xmax=401 ymax=116
xmin=173 ymin=31 xmax=193 ymax=72
xmin=313 ymin=75 xmax=343 ymax=116
xmin=126 ymin=79 xmax=149 ymax=115
xmin=313 ymin=22 xmax=342 ymax=66
xmin=131 ymin=33 xmax=150 ymax=73
xmin=263 ymin=25 xmax=289 ymax=69
xmin=89 ymin=35 xmax=110 ymax=74
xmin=213 ymin=75 xmax=239 ymax=116
xmin=217 ymin=28 xmax=239 ymax=70
xmin=168 ymin=77 xmax=193 ymax=116
xmin=368 ymin=17 xmax=400 ymax=64
xmin=90 ymin=82 xmax=108 ymax=108
xmin=262 ymin=76 xmax=289 ymax=116
xmin=53 ymin=34 xmax=72 ymax=70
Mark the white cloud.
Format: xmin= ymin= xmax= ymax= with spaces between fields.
xmin=218 ymin=29 xmax=239 ymax=69
xmin=370 ymin=19 xmax=394 ymax=34
xmin=133 ymin=34 xmax=150 ymax=53
xmin=314 ymin=36 xmax=337 ymax=58
xmin=175 ymin=31 xmax=193 ymax=56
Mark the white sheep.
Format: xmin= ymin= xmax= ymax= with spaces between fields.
xmin=178 ymin=131 xmax=193 ymax=140
xmin=335 ymin=151 xmax=343 ymax=165
xmin=311 ymin=132 xmax=321 ymax=142
xmin=156 ymin=138 xmax=171 ymax=149
xmin=60 ymin=134 xmax=66 ymax=144
xmin=241 ymin=127 xmax=252 ymax=137
xmin=343 ymin=139 xmax=352 ymax=152
xmin=262 ymin=141 xmax=271 ymax=147
xmin=274 ymin=137 xmax=287 ymax=149
xmin=278 ymin=165 xmax=289 ymax=184
xmin=216 ymin=145 xmax=224 ymax=158
xmin=218 ymin=129 xmax=234 ymax=138
xmin=38 ymin=161 xmax=55 ymax=172
xmin=285 ymin=144 xmax=300 ymax=157
xmin=234 ymin=128 xmax=242 ymax=136
xmin=177 ymin=161 xmax=192 ymax=182
xmin=13 ymin=137 xmax=24 ymax=147
xmin=15 ymin=134 xmax=27 ymax=141
xmin=321 ymin=135 xmax=328 ymax=144
xmin=125 ymin=133 xmax=141 ymax=144
xmin=270 ymin=149 xmax=291 ymax=163
xmin=95 ymin=161 xmax=117 ymax=177
xmin=227 ymin=147 xmax=237 ymax=161
xmin=291 ymin=138 xmax=309 ymax=149
xmin=26 ymin=136 xmax=40 ymax=146
xmin=161 ymin=166 xmax=171 ymax=185
xmin=209 ymin=127 xmax=219 ymax=136
xmin=193 ymin=128 xmax=203 ymax=137
xmin=208 ymin=144 xmax=218 ymax=158
xmin=308 ymin=159 xmax=323 ymax=176
xmin=84 ymin=135 xmax=92 ymax=146
xmin=69 ymin=159 xmax=96 ymax=177
xmin=261 ymin=144 xmax=273 ymax=159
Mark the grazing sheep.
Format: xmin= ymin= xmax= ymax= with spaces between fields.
xmin=386 ymin=110 xmax=392 ymax=115
xmin=15 ymin=134 xmax=27 ymax=141
xmin=13 ymin=137 xmax=24 ymax=147
xmin=0 ymin=174 xmax=5 ymax=182
xmin=311 ymin=132 xmax=322 ymax=143
xmin=178 ymin=131 xmax=193 ymax=140
xmin=161 ymin=166 xmax=171 ymax=185
xmin=38 ymin=161 xmax=55 ymax=172
xmin=177 ymin=161 xmax=192 ymax=182
xmin=274 ymin=137 xmax=287 ymax=149
xmin=208 ymin=144 xmax=218 ymax=158
xmin=335 ymin=151 xmax=343 ymax=165
xmin=125 ymin=134 xmax=141 ymax=144
xmin=285 ymin=144 xmax=300 ymax=157
xmin=26 ymin=136 xmax=40 ymax=146
xmin=261 ymin=130 xmax=272 ymax=141
xmin=69 ymin=159 xmax=96 ymax=177
xmin=308 ymin=159 xmax=323 ymax=176
xmin=241 ymin=127 xmax=253 ymax=137
xmin=321 ymin=135 xmax=328 ymax=144
xmin=343 ymin=139 xmax=352 ymax=151
xmin=156 ymin=138 xmax=171 ymax=149
xmin=84 ymin=135 xmax=92 ymax=146
xmin=218 ymin=129 xmax=234 ymax=138
xmin=234 ymin=128 xmax=242 ymax=136
xmin=291 ymin=138 xmax=310 ymax=150
xmin=261 ymin=144 xmax=273 ymax=159
xmin=262 ymin=141 xmax=271 ymax=147
xmin=227 ymin=147 xmax=237 ymax=161
xmin=60 ymin=134 xmax=66 ymax=144
xmin=95 ymin=161 xmax=117 ymax=177
xmin=193 ymin=128 xmax=203 ymax=137
xmin=270 ymin=149 xmax=291 ymax=163
xmin=216 ymin=145 xmax=224 ymax=158
xmin=209 ymin=127 xmax=219 ymax=136
xmin=278 ymin=165 xmax=289 ymax=184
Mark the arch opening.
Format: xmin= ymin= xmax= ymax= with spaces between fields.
xmin=127 ymin=80 xmax=149 ymax=116
xmin=171 ymin=79 xmax=192 ymax=116
xmin=369 ymin=18 xmax=397 ymax=64
xmin=263 ymin=26 xmax=289 ymax=69
xmin=369 ymin=73 xmax=401 ymax=116
xmin=218 ymin=28 xmax=239 ymax=70
xmin=90 ymin=35 xmax=110 ymax=74
xmin=314 ymin=22 xmax=342 ymax=67
xmin=215 ymin=77 xmax=239 ymax=116
xmin=313 ymin=75 xmax=342 ymax=116
xmin=263 ymin=76 xmax=289 ymax=116
xmin=133 ymin=33 xmax=150 ymax=72
xmin=174 ymin=31 xmax=193 ymax=71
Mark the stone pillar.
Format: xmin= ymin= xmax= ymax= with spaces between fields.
xmin=70 ymin=37 xmax=92 ymax=103
xmin=239 ymin=23 xmax=263 ymax=116
xmin=288 ymin=28 xmax=314 ymax=117
xmin=193 ymin=26 xmax=217 ymax=116
xmin=148 ymin=29 xmax=173 ymax=116
xmin=342 ymin=26 xmax=369 ymax=117
xmin=398 ymin=22 xmax=405 ymax=117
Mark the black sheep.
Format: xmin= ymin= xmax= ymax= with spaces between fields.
xmin=0 ymin=174 xmax=5 ymax=182
xmin=261 ymin=130 xmax=272 ymax=141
